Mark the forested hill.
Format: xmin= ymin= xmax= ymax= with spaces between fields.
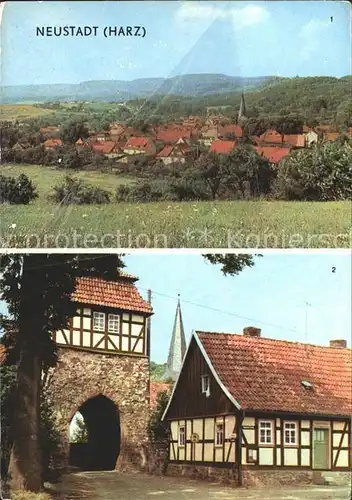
xmin=2 ymin=74 xmax=271 ymax=104
xmin=126 ymin=76 xmax=352 ymax=126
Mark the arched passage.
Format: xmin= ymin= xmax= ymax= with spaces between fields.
xmin=69 ymin=394 xmax=120 ymax=471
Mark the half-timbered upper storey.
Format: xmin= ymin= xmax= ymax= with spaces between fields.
xmin=52 ymin=273 xmax=152 ymax=357
xmin=163 ymin=328 xmax=352 ymax=472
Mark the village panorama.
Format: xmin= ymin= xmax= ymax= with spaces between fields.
xmin=1 ymin=72 xmax=351 ymax=248
xmin=0 ymin=253 xmax=351 ymax=499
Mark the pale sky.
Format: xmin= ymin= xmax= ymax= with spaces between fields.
xmin=0 ymin=253 xmax=350 ymax=363
xmin=2 ymin=1 xmax=351 ymax=85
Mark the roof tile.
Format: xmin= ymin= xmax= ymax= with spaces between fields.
xmin=196 ymin=331 xmax=352 ymax=417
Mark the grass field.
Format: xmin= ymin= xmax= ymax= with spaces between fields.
xmin=0 ymin=104 xmax=55 ymax=121
xmin=0 ymin=164 xmax=351 ymax=249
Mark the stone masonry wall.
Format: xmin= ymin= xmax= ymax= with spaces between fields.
xmin=44 ymin=348 xmax=150 ymax=473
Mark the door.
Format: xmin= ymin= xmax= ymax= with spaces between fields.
xmin=313 ymin=428 xmax=330 ymax=469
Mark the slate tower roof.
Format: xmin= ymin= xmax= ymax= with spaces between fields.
xmin=165 ymin=297 xmax=186 ymax=381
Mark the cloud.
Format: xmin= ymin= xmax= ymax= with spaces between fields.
xmin=176 ymin=2 xmax=270 ymax=28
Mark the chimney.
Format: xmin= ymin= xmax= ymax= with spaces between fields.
xmin=243 ymin=326 xmax=262 ymax=338
xmin=329 ymin=339 xmax=347 ymax=349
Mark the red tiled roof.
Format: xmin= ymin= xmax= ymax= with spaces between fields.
xmin=259 ymin=130 xmax=283 ymax=144
xmin=124 ymin=136 xmax=154 ymax=152
xmin=43 ymin=138 xmax=62 ymax=148
xmin=283 ymin=134 xmax=305 ymax=147
xmin=91 ymin=141 xmax=118 ymax=154
xmin=156 ymin=129 xmax=192 ymax=143
xmin=210 ymin=140 xmax=236 ymax=154
xmin=157 ymin=145 xmax=174 ymax=158
xmin=324 ymin=132 xmax=340 ymax=142
xmin=196 ymin=331 xmax=352 ymax=417
xmin=150 ymin=382 xmax=171 ymax=408
xmin=254 ymin=146 xmax=291 ymax=163
xmin=72 ymin=276 xmax=152 ymax=314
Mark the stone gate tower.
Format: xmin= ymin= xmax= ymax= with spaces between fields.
xmin=44 ymin=272 xmax=153 ymax=472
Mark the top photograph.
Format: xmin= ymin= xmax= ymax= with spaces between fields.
xmin=0 ymin=0 xmax=351 ymax=249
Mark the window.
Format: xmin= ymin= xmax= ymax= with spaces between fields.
xmin=284 ymin=422 xmax=297 ymax=445
xmin=108 ymin=314 xmax=119 ymax=334
xmin=215 ymin=423 xmax=224 ymax=446
xmin=259 ymin=420 xmax=274 ymax=445
xmin=93 ymin=312 xmax=105 ymax=332
xmin=178 ymin=425 xmax=185 ymax=447
xmin=201 ymin=375 xmax=210 ymax=395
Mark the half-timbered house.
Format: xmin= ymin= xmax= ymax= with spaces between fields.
xmin=46 ymin=272 xmax=153 ymax=472
xmin=162 ymin=327 xmax=351 ymax=486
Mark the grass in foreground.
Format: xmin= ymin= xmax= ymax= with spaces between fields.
xmin=1 ymin=199 xmax=350 ymax=248
xmin=1 ymin=164 xmax=350 ymax=248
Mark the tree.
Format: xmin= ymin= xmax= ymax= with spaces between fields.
xmin=203 ymin=254 xmax=258 ymax=275
xmin=192 ymin=152 xmax=223 ymax=200
xmin=71 ymin=413 xmax=88 ymax=444
xmin=0 ymin=254 xmax=125 ymax=492
xmin=61 ymin=121 xmax=89 ymax=144
xmin=274 ymin=142 xmax=352 ymax=201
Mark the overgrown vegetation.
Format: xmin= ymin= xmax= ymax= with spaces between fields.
xmin=275 ymin=142 xmax=352 ymax=201
xmin=0 ymin=173 xmax=38 ymax=204
xmin=148 ymin=391 xmax=170 ymax=444
xmin=50 ymin=176 xmax=111 ymax=205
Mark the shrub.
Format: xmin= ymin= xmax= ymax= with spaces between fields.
xmin=274 ymin=142 xmax=352 ymax=200
xmin=50 ymin=176 xmax=111 ymax=204
xmin=0 ymin=174 xmax=38 ymax=204
xmin=148 ymin=390 xmax=170 ymax=444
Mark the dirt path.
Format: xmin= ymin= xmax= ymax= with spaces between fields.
xmin=49 ymin=471 xmax=351 ymax=500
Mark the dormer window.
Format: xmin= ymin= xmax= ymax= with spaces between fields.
xmin=93 ymin=312 xmax=105 ymax=332
xmin=201 ymin=375 xmax=210 ymax=396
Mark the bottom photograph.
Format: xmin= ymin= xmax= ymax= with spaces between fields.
xmin=0 ymin=252 xmax=351 ymax=500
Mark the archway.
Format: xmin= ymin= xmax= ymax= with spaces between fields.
xmin=69 ymin=394 xmax=120 ymax=471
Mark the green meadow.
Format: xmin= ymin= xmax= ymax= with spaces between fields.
xmin=0 ymin=164 xmax=350 ymax=249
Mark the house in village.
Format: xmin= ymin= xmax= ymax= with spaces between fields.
xmin=258 ymin=129 xmax=283 ymax=145
xmin=156 ymin=139 xmax=193 ymax=165
xmin=218 ymin=124 xmax=243 ymax=140
xmin=43 ymin=138 xmax=63 ymax=150
xmin=199 ymin=127 xmax=219 ymax=147
xmin=123 ymin=136 xmax=156 ymax=156
xmin=304 ymin=130 xmax=319 ymax=146
xmin=282 ymin=134 xmax=305 ymax=148
xmin=254 ymin=146 xmax=291 ymax=165
xmin=162 ymin=327 xmax=351 ymax=486
xmin=155 ymin=127 xmax=193 ymax=144
xmin=91 ymin=141 xmax=122 ymax=159
xmin=210 ymin=140 xmax=236 ymax=155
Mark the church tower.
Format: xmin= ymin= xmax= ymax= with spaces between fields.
xmin=238 ymin=91 xmax=247 ymax=121
xmin=165 ymin=296 xmax=186 ymax=381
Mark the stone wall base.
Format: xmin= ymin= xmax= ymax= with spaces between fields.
xmin=166 ymin=463 xmax=238 ymax=485
xmin=165 ymin=463 xmax=352 ymax=488
xmin=242 ymin=469 xmax=313 ymax=487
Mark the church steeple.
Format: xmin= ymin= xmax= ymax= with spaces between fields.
xmin=238 ymin=91 xmax=247 ymax=121
xmin=164 ymin=296 xmax=186 ymax=381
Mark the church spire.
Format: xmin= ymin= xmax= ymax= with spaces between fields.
xmin=238 ymin=91 xmax=247 ymax=121
xmin=165 ymin=295 xmax=186 ymax=381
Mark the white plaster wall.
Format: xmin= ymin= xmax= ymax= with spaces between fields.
xmin=284 ymin=448 xmax=298 ymax=466
xmin=259 ymin=447 xmax=274 ymax=465
xmin=301 ymin=449 xmax=310 ymax=466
